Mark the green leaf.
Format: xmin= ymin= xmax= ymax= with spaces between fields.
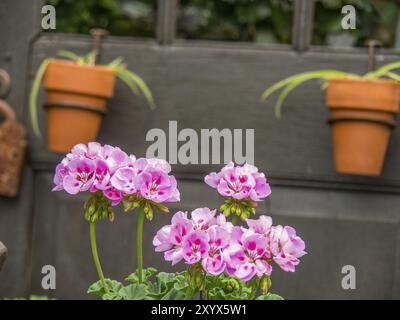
xmin=87 ymin=279 xmax=123 ymax=298
xmin=364 ymin=61 xmax=400 ymax=79
xmin=118 ymin=283 xmax=148 ymax=300
xmin=205 ymin=274 xmax=254 ymax=300
xmin=125 ymin=267 xmax=158 ymax=284
xmin=146 ymin=272 xmax=189 ymax=300
xmin=28 ymin=295 xmax=53 ymax=300
xmin=113 ymin=66 xmax=156 ymax=110
xmin=260 ymin=70 xmax=359 ymax=119
xmin=384 ymin=72 xmax=400 ymax=82
xmin=83 ymin=50 xmax=97 ymax=65
xmin=102 ymin=292 xmax=123 ymax=300
xmin=256 ymin=293 xmax=284 ymax=300
xmin=57 ymin=50 xmax=85 ymax=63
xmin=29 ymin=58 xmax=51 ymax=137
xmin=107 ymin=56 xmax=125 ymax=68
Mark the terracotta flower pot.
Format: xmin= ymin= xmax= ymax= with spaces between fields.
xmin=43 ymin=59 xmax=116 ymax=153
xmin=326 ymin=78 xmax=400 ymax=176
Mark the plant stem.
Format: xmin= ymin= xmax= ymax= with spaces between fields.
xmin=89 ymin=222 xmax=109 ymax=293
xmin=137 ymin=206 xmax=145 ymax=283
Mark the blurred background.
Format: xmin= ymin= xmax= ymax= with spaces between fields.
xmin=1 ymin=0 xmax=400 ymax=300
xmin=48 ymin=0 xmax=399 ymax=47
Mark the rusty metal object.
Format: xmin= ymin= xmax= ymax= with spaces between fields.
xmin=0 ymin=99 xmax=27 ymax=197
xmin=90 ymin=28 xmax=109 ymax=64
xmin=365 ymin=40 xmax=382 ymax=72
xmin=0 ymin=69 xmax=11 ymax=98
xmin=0 ymin=242 xmax=7 ymax=271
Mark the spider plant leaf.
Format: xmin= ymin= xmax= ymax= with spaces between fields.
xmin=57 ymin=50 xmax=83 ymax=62
xmin=260 ymin=70 xmax=355 ymax=102
xmin=114 ymin=67 xmax=156 ymax=110
xmin=274 ymin=77 xmax=313 ymax=118
xmin=384 ymin=72 xmax=400 ymax=82
xmin=107 ymin=56 xmax=125 ymax=68
xmin=29 ymin=58 xmax=51 ymax=137
xmin=83 ymin=50 xmax=97 ymax=65
xmin=115 ymin=69 xmax=140 ymax=95
xmin=261 ymin=70 xmax=359 ymax=118
xmin=364 ymin=61 xmax=400 ymax=79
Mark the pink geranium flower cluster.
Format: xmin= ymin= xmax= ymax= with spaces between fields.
xmin=153 ymin=208 xmax=306 ymax=281
xmin=205 ymin=162 xmax=271 ymax=202
xmin=53 ymin=142 xmax=180 ymax=205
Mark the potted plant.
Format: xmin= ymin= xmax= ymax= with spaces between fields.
xmin=260 ymin=62 xmax=400 ymax=176
xmin=30 ymin=51 xmax=155 ymax=153
xmin=52 ymin=142 xmax=306 ymax=300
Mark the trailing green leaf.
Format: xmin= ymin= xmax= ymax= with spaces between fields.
xmin=57 ymin=50 xmax=85 ymax=64
xmin=29 ymin=58 xmax=51 ymax=137
xmin=364 ymin=61 xmax=400 ymax=79
xmin=205 ymin=274 xmax=254 ymax=300
xmin=256 ymin=293 xmax=284 ymax=300
xmin=260 ymin=70 xmax=360 ymax=118
xmin=113 ymin=66 xmax=156 ymax=110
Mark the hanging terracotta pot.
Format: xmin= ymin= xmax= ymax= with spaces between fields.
xmin=326 ymin=78 xmax=400 ymax=176
xmin=43 ymin=59 xmax=116 ymax=153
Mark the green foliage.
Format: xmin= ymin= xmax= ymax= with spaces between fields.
xmin=48 ymin=0 xmax=398 ymax=47
xmin=256 ymin=293 xmax=284 ymax=300
xmin=87 ymin=268 xmax=191 ymax=300
xmin=29 ymin=50 xmax=155 ymax=137
xmin=4 ymin=295 xmax=54 ymax=300
xmin=87 ymin=267 xmax=285 ymax=300
xmin=47 ymin=0 xmax=157 ymax=37
xmin=125 ymin=267 xmax=158 ymax=283
xmin=204 ymin=273 xmax=283 ymax=300
xmin=87 ymin=279 xmax=124 ymax=298
xmin=145 ymin=272 xmax=189 ymax=300
xmin=261 ymin=62 xmax=400 ymax=118
xmin=205 ymin=274 xmax=254 ymax=300
xmin=29 ymin=58 xmax=50 ymax=137
xmin=313 ymin=0 xmax=399 ymax=48
xmin=178 ymin=0 xmax=293 ymax=43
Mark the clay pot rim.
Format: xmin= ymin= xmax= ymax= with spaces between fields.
xmin=327 ymin=113 xmax=396 ymax=129
xmin=48 ymin=58 xmax=115 ymax=75
xmin=328 ymin=77 xmax=400 ymax=89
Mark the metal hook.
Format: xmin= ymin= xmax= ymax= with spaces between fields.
xmin=0 ymin=69 xmax=11 ymax=98
xmin=90 ymin=28 xmax=110 ymax=64
xmin=365 ymin=40 xmax=382 ymax=72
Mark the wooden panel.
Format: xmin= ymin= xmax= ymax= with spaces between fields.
xmin=0 ymin=242 xmax=7 ymax=271
xmin=0 ymin=0 xmax=42 ymax=298
xmin=0 ymin=167 xmax=35 ymax=297
xmin=1 ymin=1 xmax=400 ymax=299
xmin=29 ymin=34 xmax=400 ymax=193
